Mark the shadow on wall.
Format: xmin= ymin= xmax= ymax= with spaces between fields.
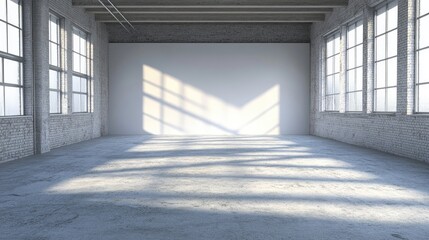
xmin=108 ymin=44 xmax=310 ymax=135
xmin=142 ymin=65 xmax=280 ymax=135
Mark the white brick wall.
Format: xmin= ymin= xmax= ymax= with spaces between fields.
xmin=311 ymin=0 xmax=429 ymax=162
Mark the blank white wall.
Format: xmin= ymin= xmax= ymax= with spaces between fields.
xmin=109 ymin=43 xmax=310 ymax=135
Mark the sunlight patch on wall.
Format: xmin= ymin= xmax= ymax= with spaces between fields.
xmin=142 ymin=65 xmax=280 ymax=135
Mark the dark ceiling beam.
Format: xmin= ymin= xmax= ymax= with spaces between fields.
xmin=95 ymin=13 xmax=325 ymax=23
xmin=72 ymin=0 xmax=348 ymax=8
xmin=86 ymin=7 xmax=333 ymax=14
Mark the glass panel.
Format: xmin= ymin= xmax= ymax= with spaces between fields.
xmin=347 ymin=25 xmax=356 ymax=48
xmin=0 ymin=86 xmax=4 ymax=116
xmin=50 ymin=42 xmax=58 ymax=66
xmin=7 ymin=0 xmax=20 ymax=27
xmin=347 ymin=48 xmax=356 ymax=69
xmin=49 ymin=69 xmax=58 ymax=89
xmin=49 ymin=15 xmax=58 ymax=43
xmin=80 ymin=35 xmax=86 ymax=56
xmin=356 ymin=67 xmax=363 ymax=91
xmin=334 ymin=74 xmax=340 ymax=94
xmin=347 ymin=93 xmax=355 ymax=111
xmin=327 ymin=38 xmax=333 ymax=56
xmin=81 ymin=94 xmax=87 ymax=112
xmin=72 ymin=75 xmax=80 ymax=92
xmin=418 ymin=49 xmax=429 ymax=83
xmin=421 ymin=0 xmax=429 ymax=16
xmin=73 ymin=93 xmax=80 ymax=112
xmin=376 ymin=6 xmax=387 ymax=36
xmin=334 ymin=34 xmax=341 ymax=54
xmin=376 ymin=61 xmax=386 ymax=88
xmin=80 ymin=78 xmax=87 ymax=93
xmin=0 ymin=0 xmax=5 ymax=21
xmin=326 ymin=95 xmax=334 ymax=111
xmin=73 ymin=31 xmax=80 ymax=52
xmin=347 ymin=69 xmax=356 ymax=92
xmin=326 ymin=57 xmax=333 ymax=75
xmin=0 ymin=57 xmax=2 ymax=83
xmin=418 ymin=84 xmax=429 ymax=112
xmin=73 ymin=53 xmax=80 ymax=72
xmin=334 ymin=55 xmax=340 ymax=73
xmin=49 ymin=90 xmax=59 ymax=113
xmin=4 ymin=86 xmax=20 ymax=115
xmin=356 ymin=45 xmax=363 ymax=67
xmin=387 ymin=2 xmax=398 ymax=31
xmin=334 ymin=95 xmax=340 ymax=111
xmin=326 ymin=76 xmax=333 ymax=94
xmin=375 ymin=89 xmax=386 ymax=112
xmin=7 ymin=25 xmax=20 ymax=56
xmin=387 ymin=87 xmax=397 ymax=112
xmin=4 ymin=58 xmax=20 ymax=84
xmin=387 ymin=29 xmax=397 ymax=58
xmin=0 ymin=21 xmax=6 ymax=52
xmin=356 ymin=21 xmax=363 ymax=45
xmin=387 ymin=57 xmax=397 ymax=87
xmin=419 ymin=16 xmax=429 ymax=49
xmin=376 ymin=35 xmax=386 ymax=61
xmin=80 ymin=56 xmax=87 ymax=74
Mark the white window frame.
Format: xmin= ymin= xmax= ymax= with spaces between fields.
xmin=49 ymin=12 xmax=62 ymax=114
xmin=346 ymin=19 xmax=364 ymax=112
xmin=0 ymin=0 xmax=23 ymax=116
xmin=72 ymin=25 xmax=90 ymax=113
xmin=324 ymin=31 xmax=341 ymax=112
xmin=374 ymin=0 xmax=398 ymax=113
xmin=415 ymin=0 xmax=429 ymax=113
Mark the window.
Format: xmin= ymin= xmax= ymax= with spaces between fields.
xmin=0 ymin=0 xmax=23 ymax=116
xmin=416 ymin=0 xmax=429 ymax=113
xmin=325 ymin=31 xmax=341 ymax=111
xmin=374 ymin=0 xmax=398 ymax=112
xmin=346 ymin=20 xmax=364 ymax=112
xmin=49 ymin=13 xmax=61 ymax=114
xmin=72 ymin=26 xmax=89 ymax=113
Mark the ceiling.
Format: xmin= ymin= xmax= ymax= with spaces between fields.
xmin=72 ymin=0 xmax=349 ymax=24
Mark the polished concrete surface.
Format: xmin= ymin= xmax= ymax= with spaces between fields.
xmin=1 ymin=136 xmax=429 ymax=240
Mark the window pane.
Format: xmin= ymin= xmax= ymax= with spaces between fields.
xmin=376 ymin=35 xmax=386 ymax=61
xmin=80 ymin=78 xmax=87 ymax=93
xmin=347 ymin=25 xmax=356 ymax=48
xmin=356 ymin=67 xmax=363 ymax=91
xmin=387 ymin=29 xmax=397 ymax=58
xmin=0 ymin=21 xmax=6 ymax=52
xmin=0 ymin=0 xmax=5 ymax=21
xmin=347 ymin=93 xmax=356 ymax=111
xmin=356 ymin=45 xmax=363 ymax=67
xmin=80 ymin=56 xmax=87 ymax=74
xmin=7 ymin=0 xmax=20 ymax=27
xmin=80 ymin=36 xmax=86 ymax=56
xmin=73 ymin=76 xmax=80 ymax=92
xmin=81 ymin=94 xmax=87 ymax=112
xmin=347 ymin=48 xmax=356 ymax=69
xmin=50 ymin=42 xmax=58 ymax=66
xmin=421 ymin=0 xmax=429 ymax=16
xmin=0 ymin=57 xmax=2 ymax=82
xmin=334 ymin=74 xmax=340 ymax=94
xmin=49 ymin=16 xmax=58 ymax=43
xmin=326 ymin=76 xmax=333 ymax=94
xmin=49 ymin=69 xmax=58 ymax=89
xmin=387 ymin=87 xmax=397 ymax=112
xmin=334 ymin=55 xmax=340 ymax=73
xmin=418 ymin=84 xmax=429 ymax=112
xmin=326 ymin=95 xmax=334 ymax=111
xmin=387 ymin=2 xmax=398 ymax=31
xmin=334 ymin=34 xmax=341 ymax=54
xmin=4 ymin=58 xmax=20 ymax=84
xmin=376 ymin=61 xmax=386 ymax=88
xmin=73 ymin=53 xmax=80 ymax=72
xmin=376 ymin=6 xmax=387 ymax=36
xmin=73 ymin=31 xmax=80 ymax=52
xmin=0 ymin=86 xmax=4 ymax=116
xmin=419 ymin=16 xmax=429 ymax=49
xmin=4 ymin=86 xmax=20 ymax=115
xmin=49 ymin=90 xmax=59 ymax=113
xmin=347 ymin=69 xmax=356 ymax=92
xmin=326 ymin=57 xmax=333 ymax=75
xmin=73 ymin=93 xmax=80 ymax=112
xmin=375 ymin=89 xmax=386 ymax=112
xmin=387 ymin=57 xmax=397 ymax=87
xmin=327 ymin=39 xmax=333 ymax=56
xmin=356 ymin=21 xmax=363 ymax=45
xmin=418 ymin=49 xmax=429 ymax=84
xmin=7 ymin=25 xmax=20 ymax=56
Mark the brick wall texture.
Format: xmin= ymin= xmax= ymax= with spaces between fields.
xmin=310 ymin=0 xmax=429 ymax=162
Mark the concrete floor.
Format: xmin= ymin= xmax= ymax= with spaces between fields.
xmin=1 ymin=136 xmax=429 ymax=239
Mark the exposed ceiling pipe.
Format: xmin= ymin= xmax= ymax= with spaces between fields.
xmin=106 ymin=0 xmax=135 ymax=30
xmin=97 ymin=0 xmax=130 ymax=32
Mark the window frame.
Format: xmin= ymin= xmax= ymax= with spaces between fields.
xmin=71 ymin=25 xmax=90 ymax=113
xmin=373 ymin=0 xmax=398 ymax=113
xmin=415 ymin=0 xmax=429 ymax=113
xmin=345 ymin=19 xmax=364 ymax=112
xmin=0 ymin=0 xmax=23 ymax=117
xmin=48 ymin=12 xmax=62 ymax=114
xmin=324 ymin=30 xmax=341 ymax=112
